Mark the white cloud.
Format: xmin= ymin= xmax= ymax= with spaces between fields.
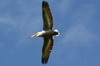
xmin=57 ymin=2 xmax=97 ymax=49
xmin=51 ymin=1 xmax=100 ymax=65
xmin=62 ymin=24 xmax=100 ymax=46
xmin=0 ymin=18 xmax=11 ymax=22
xmin=71 ymin=4 xmax=95 ymax=25
xmin=0 ymin=0 xmax=42 ymax=49
xmin=58 ymin=0 xmax=74 ymax=13
xmin=53 ymin=24 xmax=100 ymax=65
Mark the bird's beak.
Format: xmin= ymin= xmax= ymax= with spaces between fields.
xmin=29 ymin=33 xmax=38 ymax=38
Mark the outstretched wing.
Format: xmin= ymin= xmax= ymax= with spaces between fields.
xmin=42 ymin=37 xmax=53 ymax=64
xmin=42 ymin=1 xmax=53 ymax=30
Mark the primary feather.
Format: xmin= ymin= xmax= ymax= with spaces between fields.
xmin=42 ymin=1 xmax=53 ymax=30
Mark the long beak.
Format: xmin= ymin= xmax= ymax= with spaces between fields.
xmin=29 ymin=33 xmax=38 ymax=38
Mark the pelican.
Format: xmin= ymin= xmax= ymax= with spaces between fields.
xmin=29 ymin=1 xmax=60 ymax=64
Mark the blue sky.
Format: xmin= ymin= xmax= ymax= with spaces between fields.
xmin=0 ymin=0 xmax=100 ymax=66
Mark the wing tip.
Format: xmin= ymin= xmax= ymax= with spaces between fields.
xmin=42 ymin=0 xmax=49 ymax=7
xmin=42 ymin=58 xmax=48 ymax=64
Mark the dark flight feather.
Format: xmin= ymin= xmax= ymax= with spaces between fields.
xmin=42 ymin=37 xmax=53 ymax=64
xmin=42 ymin=1 xmax=53 ymax=30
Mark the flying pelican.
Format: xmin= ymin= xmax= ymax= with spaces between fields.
xmin=29 ymin=1 xmax=59 ymax=64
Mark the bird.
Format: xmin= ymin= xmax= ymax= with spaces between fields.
xmin=29 ymin=0 xmax=60 ymax=64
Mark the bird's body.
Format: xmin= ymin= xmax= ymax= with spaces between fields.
xmin=29 ymin=1 xmax=59 ymax=64
xmin=31 ymin=29 xmax=59 ymax=37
